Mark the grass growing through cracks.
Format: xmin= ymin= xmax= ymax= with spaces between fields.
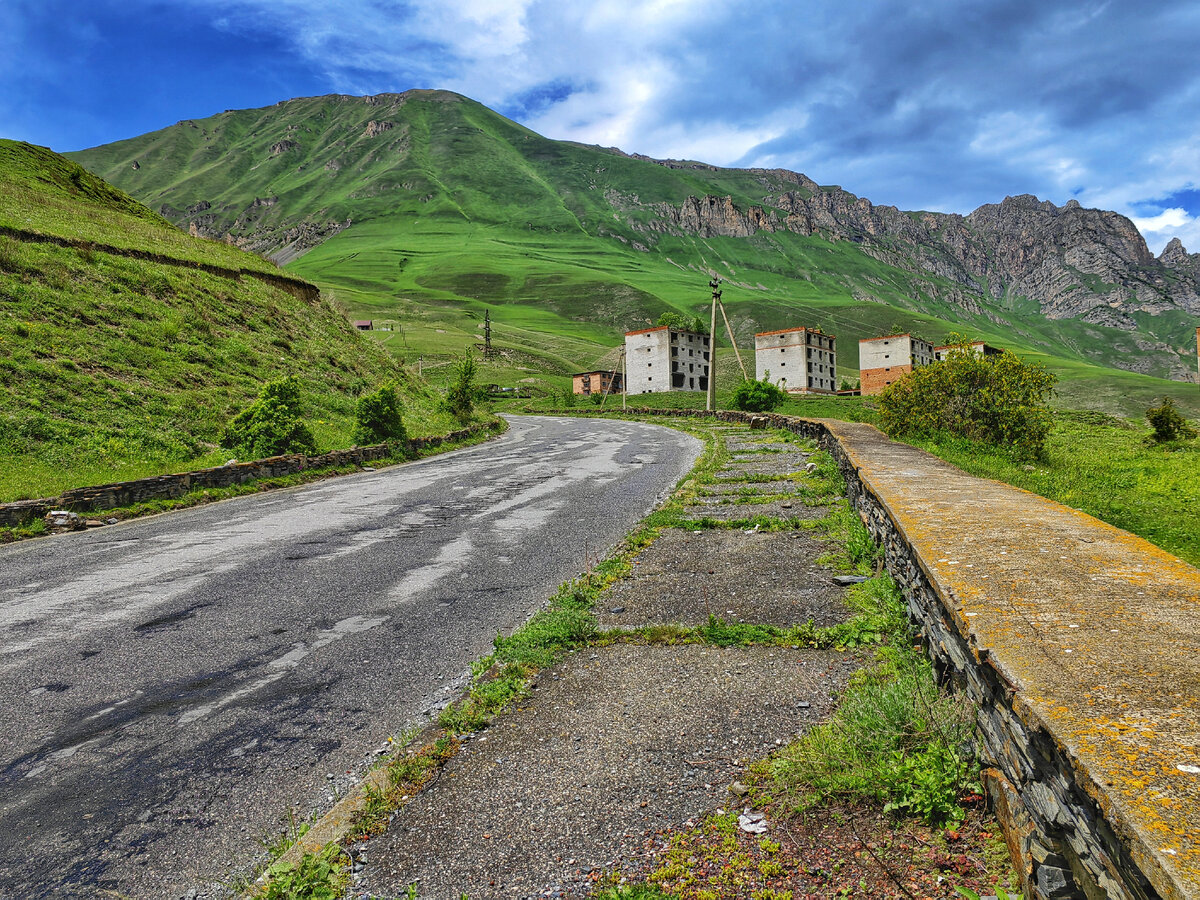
xmin=767 ymin=576 xmax=979 ymax=827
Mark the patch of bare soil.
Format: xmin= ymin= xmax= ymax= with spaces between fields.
xmin=354 ymin=644 xmax=859 ymax=900
xmin=606 ymin=796 xmax=1018 ymax=900
xmin=597 ymin=529 xmax=849 ymax=630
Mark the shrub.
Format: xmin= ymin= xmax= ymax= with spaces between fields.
xmin=877 ymin=342 xmax=1056 ymax=459
xmin=221 ymin=376 xmax=317 ymax=458
xmin=1145 ymin=396 xmax=1196 ymax=443
xmin=731 ymin=377 xmax=786 ymax=413
xmin=353 ymin=382 xmax=407 ymax=445
xmin=443 ymin=351 xmax=478 ymax=420
xmin=656 ymin=311 xmax=709 ymax=334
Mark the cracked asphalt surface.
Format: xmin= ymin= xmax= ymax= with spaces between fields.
xmin=0 ymin=415 xmax=701 ymax=899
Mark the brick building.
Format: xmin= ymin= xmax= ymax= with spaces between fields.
xmin=571 ymin=370 xmax=623 ymax=396
xmin=754 ymin=327 xmax=837 ymax=394
xmin=624 ymin=326 xmax=710 ymax=394
xmin=859 ymin=333 xmax=935 ymax=396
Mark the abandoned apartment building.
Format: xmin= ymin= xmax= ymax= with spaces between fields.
xmin=933 ymin=340 xmax=1003 ymax=361
xmin=858 ymin=333 xmax=935 ymax=396
xmin=754 ymin=327 xmax=838 ymax=394
xmin=571 ymin=370 xmax=623 ymax=396
xmin=624 ymin=325 xmax=710 ymax=394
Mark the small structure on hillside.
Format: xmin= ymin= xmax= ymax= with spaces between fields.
xmin=859 ymin=333 xmax=935 ymax=396
xmin=624 ymin=326 xmax=710 ymax=394
xmin=754 ymin=327 xmax=837 ymax=394
xmin=933 ymin=340 xmax=1002 ymax=361
xmin=572 ymin=370 xmax=623 ymax=396
xmin=353 ymin=320 xmax=373 ymax=331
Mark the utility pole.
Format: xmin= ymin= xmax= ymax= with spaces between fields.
xmin=621 ymin=345 xmax=627 ymax=410
xmin=484 ymin=310 xmax=493 ymax=358
xmin=706 ymin=277 xmax=720 ymax=412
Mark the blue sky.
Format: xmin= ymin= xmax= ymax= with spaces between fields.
xmin=4 ymin=0 xmax=1199 ymax=254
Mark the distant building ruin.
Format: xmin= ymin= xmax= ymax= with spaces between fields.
xmin=933 ymin=340 xmax=1002 ymax=361
xmin=624 ymin=326 xmax=710 ymax=394
xmin=859 ymin=333 xmax=934 ymax=396
xmin=754 ymin=327 xmax=837 ymax=394
xmin=572 ymin=370 xmax=623 ymax=396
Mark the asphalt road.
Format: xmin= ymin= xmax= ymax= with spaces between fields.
xmin=0 ymin=415 xmax=702 ymax=899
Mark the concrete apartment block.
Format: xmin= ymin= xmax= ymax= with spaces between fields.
xmin=933 ymin=340 xmax=1002 ymax=361
xmin=624 ymin=326 xmax=710 ymax=394
xmin=859 ymin=333 xmax=935 ymax=396
xmin=754 ymin=327 xmax=837 ymax=394
xmin=571 ymin=370 xmax=623 ymax=396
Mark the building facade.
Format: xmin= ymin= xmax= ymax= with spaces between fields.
xmin=933 ymin=340 xmax=1003 ymax=361
xmin=624 ymin=326 xmax=710 ymax=394
xmin=859 ymin=333 xmax=935 ymax=396
xmin=754 ymin=327 xmax=837 ymax=394
xmin=571 ymin=370 xmax=623 ymax=396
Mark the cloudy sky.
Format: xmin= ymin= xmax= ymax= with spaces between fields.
xmin=4 ymin=0 xmax=1199 ymax=253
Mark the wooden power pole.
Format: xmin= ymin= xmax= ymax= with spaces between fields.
xmin=706 ymin=277 xmax=721 ymax=411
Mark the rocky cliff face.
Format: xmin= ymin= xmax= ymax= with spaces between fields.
xmin=612 ymin=161 xmax=1200 ymax=329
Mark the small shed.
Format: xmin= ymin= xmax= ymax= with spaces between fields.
xmin=354 ymin=320 xmax=373 ymax=331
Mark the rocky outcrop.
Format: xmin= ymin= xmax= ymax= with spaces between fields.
xmin=363 ymin=120 xmax=394 ymax=138
xmin=613 ymin=161 xmax=1200 ymax=327
xmin=269 ymin=139 xmax=299 ymax=157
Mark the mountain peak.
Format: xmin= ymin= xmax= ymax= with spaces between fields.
xmin=1160 ymin=236 xmax=1191 ymax=266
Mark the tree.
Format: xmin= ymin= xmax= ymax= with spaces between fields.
xmin=731 ymin=377 xmax=787 ymax=413
xmin=221 ymin=376 xmax=317 ymax=458
xmin=877 ymin=341 xmax=1056 ymax=459
xmin=443 ymin=351 xmax=478 ymax=420
xmin=1145 ymin=396 xmax=1196 ymax=443
xmin=353 ymin=382 xmax=407 ymax=445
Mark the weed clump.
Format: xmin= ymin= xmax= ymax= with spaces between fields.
xmin=221 ymin=376 xmax=317 ymax=458
xmin=770 ymin=577 xmax=978 ymax=826
xmin=878 ymin=339 xmax=1056 ymax=459
xmin=353 ymin=381 xmax=407 ymax=445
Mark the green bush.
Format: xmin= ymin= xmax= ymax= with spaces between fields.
xmin=443 ymin=351 xmax=478 ymax=420
xmin=656 ymin=311 xmax=709 ymax=334
xmin=1146 ymin=396 xmax=1196 ymax=443
xmin=353 ymin=382 xmax=407 ymax=445
xmin=878 ymin=342 xmax=1056 ymax=459
xmin=221 ymin=376 xmax=317 ymax=458
xmin=731 ymin=377 xmax=786 ymax=412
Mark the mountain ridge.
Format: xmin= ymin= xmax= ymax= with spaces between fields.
xmin=69 ymin=90 xmax=1200 ymax=386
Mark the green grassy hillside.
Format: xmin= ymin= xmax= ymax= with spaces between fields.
xmin=0 ymin=140 xmax=475 ymax=502
xmin=71 ymin=92 xmax=1200 ymax=417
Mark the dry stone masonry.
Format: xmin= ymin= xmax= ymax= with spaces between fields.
xmin=0 ymin=424 xmax=497 ymax=529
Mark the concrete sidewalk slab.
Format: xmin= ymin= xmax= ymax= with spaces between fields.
xmin=597 ymin=529 xmax=848 ymax=630
xmin=354 ymin=644 xmax=856 ymax=900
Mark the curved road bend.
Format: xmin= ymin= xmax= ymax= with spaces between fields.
xmin=0 ymin=415 xmax=702 ymax=899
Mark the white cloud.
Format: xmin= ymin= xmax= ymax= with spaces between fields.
xmin=1131 ymin=208 xmax=1200 ymax=256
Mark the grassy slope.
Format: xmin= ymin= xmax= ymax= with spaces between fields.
xmin=0 ymin=140 xmax=477 ymax=502
xmin=71 ymin=92 xmax=1200 ymax=418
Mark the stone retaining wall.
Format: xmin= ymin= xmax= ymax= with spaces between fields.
xmin=0 ymin=423 xmax=497 ymax=528
xmin=551 ymin=407 xmax=1184 ymax=900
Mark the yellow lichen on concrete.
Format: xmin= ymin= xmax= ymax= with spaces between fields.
xmin=821 ymin=421 xmax=1200 ymax=899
